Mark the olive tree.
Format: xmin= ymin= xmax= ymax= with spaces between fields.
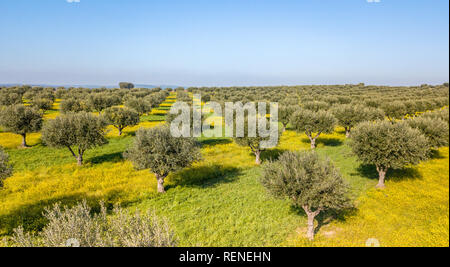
xmin=124 ymin=97 xmax=151 ymax=116
xmin=0 ymin=147 xmax=13 ymax=187
xmin=302 ymin=101 xmax=329 ymax=112
xmin=261 ymin=151 xmax=351 ymax=241
xmin=0 ymin=105 xmax=43 ymax=147
xmin=124 ymin=126 xmax=201 ymax=193
xmin=87 ymin=94 xmax=117 ymax=112
xmin=30 ymin=98 xmax=53 ymax=111
xmin=60 ymin=98 xmax=90 ymax=113
xmin=233 ymin=117 xmax=280 ymax=165
xmin=350 ymin=121 xmax=429 ymax=189
xmin=104 ymin=107 xmax=140 ymax=136
xmin=290 ymin=109 xmax=336 ymax=149
xmin=0 ymin=92 xmax=22 ymax=106
xmin=422 ymin=108 xmax=449 ymax=124
xmin=279 ymin=105 xmax=298 ymax=132
xmin=42 ymin=112 xmax=108 ymax=166
xmin=331 ymin=104 xmax=385 ymax=137
xmin=405 ymin=117 xmax=449 ymax=149
xmin=381 ymin=101 xmax=407 ymax=122
xmin=119 ymin=82 xmax=135 ymax=90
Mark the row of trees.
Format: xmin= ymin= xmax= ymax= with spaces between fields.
xmin=1 ymin=84 xmax=448 ymax=242
xmin=0 ymin=103 xmax=142 ymax=151
xmin=259 ymin=107 xmax=448 ymax=240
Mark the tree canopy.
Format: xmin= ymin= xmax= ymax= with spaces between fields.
xmin=42 ymin=112 xmax=108 ymax=166
xmin=331 ymin=104 xmax=385 ymax=137
xmin=104 ymin=107 xmax=140 ymax=136
xmin=350 ymin=121 xmax=429 ymax=188
xmin=124 ymin=126 xmax=201 ymax=193
xmin=290 ymin=109 xmax=336 ymax=149
xmin=261 ymin=150 xmax=351 ymax=240
xmin=0 ymin=105 xmax=43 ymax=147
xmin=119 ymin=82 xmax=135 ymax=90
xmin=405 ymin=117 xmax=449 ymax=150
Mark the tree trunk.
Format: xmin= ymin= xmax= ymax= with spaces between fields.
xmin=345 ymin=128 xmax=351 ymax=138
xmin=310 ymin=138 xmax=316 ymax=149
xmin=255 ymin=150 xmax=261 ymax=165
xmin=118 ymin=128 xmax=123 ymax=136
xmin=302 ymin=205 xmax=321 ymax=241
xmin=306 ymin=213 xmax=316 ymax=241
xmin=21 ymin=133 xmax=28 ymax=148
xmin=77 ymin=155 xmax=83 ymax=166
xmin=155 ymin=173 xmax=166 ymax=193
xmin=376 ymin=166 xmax=387 ymax=189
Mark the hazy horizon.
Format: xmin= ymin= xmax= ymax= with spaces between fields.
xmin=0 ymin=0 xmax=448 ymax=86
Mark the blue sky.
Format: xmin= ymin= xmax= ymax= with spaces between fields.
xmin=0 ymin=0 xmax=448 ymax=87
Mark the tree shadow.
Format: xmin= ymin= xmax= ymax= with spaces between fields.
xmin=355 ymin=164 xmax=423 ymax=182
xmin=335 ymin=129 xmax=346 ymax=135
xmin=88 ymin=152 xmax=124 ymax=164
xmin=198 ymin=138 xmax=232 ymax=147
xmin=289 ymin=205 xmax=357 ymax=235
xmin=388 ymin=168 xmax=423 ymax=182
xmin=169 ymin=164 xmax=241 ymax=189
xmin=429 ymin=149 xmax=445 ymax=159
xmin=0 ymin=194 xmax=107 ymax=235
xmin=261 ymin=148 xmax=287 ymax=162
xmin=301 ymin=137 xmax=343 ymax=147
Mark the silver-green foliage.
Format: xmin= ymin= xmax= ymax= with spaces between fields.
xmin=60 ymin=98 xmax=90 ymax=113
xmin=290 ymin=109 xmax=336 ymax=149
xmin=405 ymin=117 xmax=449 ymax=149
xmin=104 ymin=107 xmax=140 ymax=136
xmin=279 ymin=105 xmax=299 ymax=131
xmin=124 ymin=97 xmax=152 ymax=115
xmin=422 ymin=108 xmax=449 ymax=124
xmin=350 ymin=120 xmax=429 ymax=188
xmin=233 ymin=117 xmax=280 ymax=165
xmin=331 ymin=104 xmax=385 ymax=137
xmin=0 ymin=105 xmax=43 ymax=147
xmin=11 ymin=201 xmax=176 ymax=247
xmin=261 ymin=151 xmax=351 ymax=240
xmin=124 ymin=126 xmax=201 ymax=193
xmin=42 ymin=112 xmax=108 ymax=165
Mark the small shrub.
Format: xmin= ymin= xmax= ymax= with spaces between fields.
xmin=11 ymin=201 xmax=176 ymax=247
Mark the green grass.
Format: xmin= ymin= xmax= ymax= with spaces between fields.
xmin=140 ymin=114 xmax=166 ymax=122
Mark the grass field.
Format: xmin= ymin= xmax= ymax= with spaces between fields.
xmin=0 ymin=94 xmax=448 ymax=247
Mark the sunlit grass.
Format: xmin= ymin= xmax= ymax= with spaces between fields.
xmin=0 ymin=132 xmax=42 ymax=149
xmin=287 ymin=147 xmax=449 ymax=247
